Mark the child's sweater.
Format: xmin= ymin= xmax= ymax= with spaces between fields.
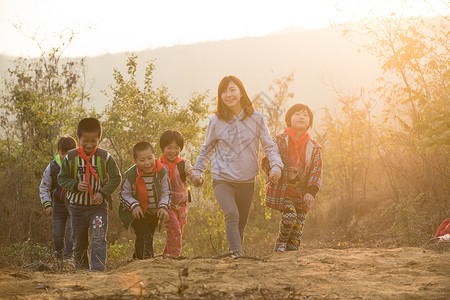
xmin=118 ymin=162 xmax=171 ymax=229
xmin=160 ymin=157 xmax=195 ymax=206
xmin=119 ymin=165 xmax=171 ymax=212
xmin=58 ymin=147 xmax=121 ymax=206
xmin=39 ymin=154 xmax=64 ymax=208
xmin=262 ymin=131 xmax=322 ymax=211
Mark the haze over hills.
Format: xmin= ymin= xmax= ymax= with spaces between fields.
xmin=0 ymin=25 xmax=382 ymax=125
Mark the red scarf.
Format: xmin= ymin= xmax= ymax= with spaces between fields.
xmin=160 ymin=154 xmax=183 ymax=187
xmin=285 ymin=127 xmax=310 ymax=169
xmin=77 ymin=146 xmax=100 ymax=199
xmin=135 ymin=159 xmax=163 ymax=213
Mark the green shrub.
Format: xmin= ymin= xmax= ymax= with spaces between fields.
xmin=391 ymin=193 xmax=427 ymax=246
xmin=2 ymin=239 xmax=53 ymax=267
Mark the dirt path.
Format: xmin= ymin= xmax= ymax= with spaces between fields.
xmin=1 ymin=247 xmax=449 ymax=299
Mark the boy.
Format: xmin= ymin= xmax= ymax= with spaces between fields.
xmin=39 ymin=136 xmax=77 ymax=261
xmin=119 ymin=141 xmax=170 ymax=259
xmin=58 ymin=117 xmax=121 ymax=271
xmin=262 ymin=103 xmax=322 ymax=252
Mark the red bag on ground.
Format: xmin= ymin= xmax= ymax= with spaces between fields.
xmin=435 ymin=218 xmax=450 ymax=238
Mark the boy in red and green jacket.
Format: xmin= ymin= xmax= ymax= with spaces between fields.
xmin=58 ymin=118 xmax=121 ymax=271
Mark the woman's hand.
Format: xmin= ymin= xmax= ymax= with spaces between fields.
xmin=269 ymin=170 xmax=281 ymax=184
xmin=193 ymin=174 xmax=204 ymax=187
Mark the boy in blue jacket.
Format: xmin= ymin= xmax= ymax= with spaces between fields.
xmin=39 ymin=136 xmax=77 ymax=261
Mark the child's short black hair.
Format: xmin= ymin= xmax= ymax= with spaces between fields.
xmin=159 ymin=130 xmax=184 ymax=151
xmin=133 ymin=141 xmax=155 ymax=160
xmin=57 ymin=136 xmax=77 ymax=153
xmin=77 ymin=117 xmax=102 ymax=139
xmin=285 ymin=103 xmax=314 ymax=129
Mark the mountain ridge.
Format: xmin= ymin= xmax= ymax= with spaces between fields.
xmin=0 ymin=25 xmax=382 ymax=119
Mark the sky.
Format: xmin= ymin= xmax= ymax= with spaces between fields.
xmin=0 ymin=0 xmax=448 ymax=57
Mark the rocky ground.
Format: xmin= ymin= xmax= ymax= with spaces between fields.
xmin=1 ymin=246 xmax=449 ymax=299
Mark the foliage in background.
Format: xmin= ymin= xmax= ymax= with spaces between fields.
xmin=1 ymin=238 xmax=53 ymax=267
xmin=0 ymin=32 xmax=91 ymax=247
xmin=102 ymin=54 xmax=210 ymax=172
xmin=0 ymin=13 xmax=448 ymax=269
xmin=312 ymin=13 xmax=449 ymax=244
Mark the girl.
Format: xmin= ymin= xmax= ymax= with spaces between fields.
xmin=193 ymin=75 xmax=283 ymax=257
xmin=160 ymin=130 xmax=199 ymax=257
xmin=262 ymin=103 xmax=322 ymax=252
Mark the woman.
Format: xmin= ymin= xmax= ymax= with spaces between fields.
xmin=193 ymin=75 xmax=283 ymax=257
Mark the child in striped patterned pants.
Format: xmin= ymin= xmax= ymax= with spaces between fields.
xmin=262 ymin=103 xmax=322 ymax=252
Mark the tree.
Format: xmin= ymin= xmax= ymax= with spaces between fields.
xmin=0 ymin=32 xmax=90 ymax=244
xmin=252 ymin=71 xmax=295 ymax=222
xmin=359 ymin=15 xmax=449 ymax=219
xmin=254 ymin=70 xmax=295 ymax=135
xmin=102 ymin=53 xmax=210 ymax=173
xmin=315 ymin=12 xmax=450 ymax=244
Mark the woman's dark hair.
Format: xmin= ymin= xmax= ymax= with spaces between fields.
xmin=77 ymin=117 xmax=102 ymax=139
xmin=285 ymin=103 xmax=314 ymax=129
xmin=159 ymin=130 xmax=184 ymax=151
xmin=216 ymin=75 xmax=255 ymax=122
xmin=57 ymin=136 xmax=77 ymax=153
xmin=133 ymin=141 xmax=155 ymax=160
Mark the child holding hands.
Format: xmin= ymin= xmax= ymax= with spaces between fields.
xmin=159 ymin=130 xmax=201 ymax=257
xmin=262 ymin=103 xmax=322 ymax=252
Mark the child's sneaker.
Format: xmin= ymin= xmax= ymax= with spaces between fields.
xmin=274 ymin=242 xmax=287 ymax=253
xmin=231 ymin=251 xmax=242 ymax=259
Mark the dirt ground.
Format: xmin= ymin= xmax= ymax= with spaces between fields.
xmin=1 ymin=246 xmax=449 ymax=299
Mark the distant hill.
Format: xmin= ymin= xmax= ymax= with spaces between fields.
xmin=0 ymin=26 xmax=382 ymax=123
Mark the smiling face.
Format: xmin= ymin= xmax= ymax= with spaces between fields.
xmin=221 ymin=81 xmax=242 ymax=113
xmin=78 ymin=132 xmax=99 ymax=155
xmin=163 ymin=140 xmax=181 ymax=163
xmin=290 ymin=109 xmax=310 ymax=133
xmin=134 ymin=148 xmax=156 ymax=173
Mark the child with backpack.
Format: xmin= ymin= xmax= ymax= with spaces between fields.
xmin=159 ymin=130 xmax=201 ymax=257
xmin=39 ymin=136 xmax=77 ymax=261
xmin=119 ymin=141 xmax=171 ymax=259
xmin=58 ymin=117 xmax=121 ymax=271
xmin=262 ymin=103 xmax=322 ymax=252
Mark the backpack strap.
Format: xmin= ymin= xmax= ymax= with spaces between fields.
xmin=67 ymin=148 xmax=79 ymax=180
xmin=176 ymin=159 xmax=191 ymax=202
xmin=176 ymin=160 xmax=186 ymax=183
xmin=95 ymin=148 xmax=112 ymax=209
xmin=95 ymin=148 xmax=109 ymax=185
xmin=49 ymin=160 xmax=60 ymax=192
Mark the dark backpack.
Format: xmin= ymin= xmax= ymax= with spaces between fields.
xmin=176 ymin=160 xmax=191 ymax=202
xmin=49 ymin=160 xmax=66 ymax=202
